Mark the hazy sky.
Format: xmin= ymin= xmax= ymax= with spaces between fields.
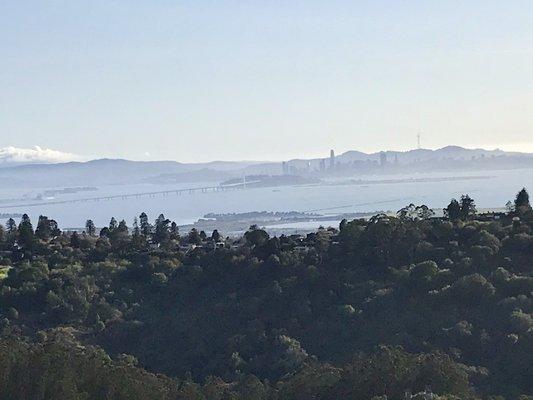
xmin=2 ymin=1 xmax=533 ymax=162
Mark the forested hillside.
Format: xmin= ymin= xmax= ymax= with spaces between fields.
xmin=0 ymin=190 xmax=532 ymax=399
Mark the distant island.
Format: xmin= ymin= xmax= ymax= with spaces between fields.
xmin=220 ymin=174 xmax=320 ymax=188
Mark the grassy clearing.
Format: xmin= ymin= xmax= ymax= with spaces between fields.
xmin=0 ymin=266 xmax=11 ymax=280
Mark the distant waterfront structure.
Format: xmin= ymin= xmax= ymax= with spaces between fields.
xmin=282 ymin=161 xmax=289 ymax=175
xmin=380 ymin=152 xmax=387 ymax=167
xmin=319 ymin=159 xmax=326 ymax=172
xmin=289 ymin=164 xmax=298 ymax=175
xmin=329 ymin=149 xmax=335 ymax=170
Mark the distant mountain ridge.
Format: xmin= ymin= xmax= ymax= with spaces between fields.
xmin=0 ymin=157 xmax=269 ymax=188
xmin=0 ymin=146 xmax=531 ymax=188
xmin=244 ymin=146 xmax=531 ymax=174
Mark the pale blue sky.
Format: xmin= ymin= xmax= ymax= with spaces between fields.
xmin=2 ymin=1 xmax=533 ymax=162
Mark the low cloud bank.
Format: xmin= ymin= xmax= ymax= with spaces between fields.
xmin=0 ymin=146 xmax=83 ymax=164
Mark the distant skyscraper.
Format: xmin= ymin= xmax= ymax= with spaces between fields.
xmin=329 ymin=149 xmax=335 ymax=170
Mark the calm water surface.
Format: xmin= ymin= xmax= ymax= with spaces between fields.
xmin=0 ymin=169 xmax=530 ymax=228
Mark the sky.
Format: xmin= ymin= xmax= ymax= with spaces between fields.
xmin=1 ymin=0 xmax=533 ymax=163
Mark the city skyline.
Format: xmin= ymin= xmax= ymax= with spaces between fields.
xmin=0 ymin=141 xmax=530 ymax=165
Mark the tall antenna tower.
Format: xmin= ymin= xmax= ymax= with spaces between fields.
xmin=417 ymin=133 xmax=421 ymax=149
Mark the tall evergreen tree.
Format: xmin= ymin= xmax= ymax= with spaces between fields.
xmin=118 ymin=220 xmax=129 ymax=234
xmin=109 ymin=217 xmax=118 ymax=231
xmin=444 ymin=199 xmax=461 ymax=220
xmin=460 ymin=195 xmax=476 ymax=220
xmin=515 ymin=187 xmax=530 ymax=207
xmin=99 ymin=227 xmax=110 ymax=238
xmin=6 ymin=218 xmax=17 ymax=235
xmin=153 ymin=214 xmax=170 ymax=244
xmin=187 ymin=228 xmax=202 ymax=245
xmin=17 ymin=214 xmax=35 ymax=248
xmin=339 ymin=219 xmax=348 ymax=231
xmin=35 ymin=215 xmax=52 ymax=241
xmin=132 ymin=217 xmax=140 ymax=237
xmin=49 ymin=219 xmax=61 ymax=237
xmin=514 ymin=187 xmax=531 ymax=214
xmin=139 ymin=212 xmax=151 ymax=236
xmin=211 ymin=229 xmax=221 ymax=242
xmin=170 ymin=222 xmax=179 ymax=240
xmin=85 ymin=220 xmax=96 ymax=236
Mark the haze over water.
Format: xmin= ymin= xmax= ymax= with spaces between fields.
xmin=1 ymin=168 xmax=529 ymax=230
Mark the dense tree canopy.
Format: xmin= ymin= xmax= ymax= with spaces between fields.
xmin=0 ymin=190 xmax=532 ymax=399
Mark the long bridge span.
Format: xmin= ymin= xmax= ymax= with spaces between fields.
xmin=0 ymin=182 xmax=258 ymax=209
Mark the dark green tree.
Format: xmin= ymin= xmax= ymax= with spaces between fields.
xmin=339 ymin=219 xmax=348 ymax=232
xmin=187 ymin=228 xmax=202 ymax=245
xmin=132 ymin=217 xmax=140 ymax=237
xmin=109 ymin=217 xmax=118 ymax=231
xmin=444 ymin=199 xmax=461 ymax=220
xmin=35 ymin=215 xmax=52 ymax=241
xmin=245 ymin=225 xmax=269 ymax=247
xmin=211 ymin=229 xmax=221 ymax=242
xmin=117 ymin=219 xmax=128 ymax=234
xmin=5 ymin=218 xmax=17 ymax=245
xmin=49 ymin=219 xmax=61 ymax=237
xmin=153 ymin=214 xmax=170 ymax=244
xmin=515 ymin=187 xmax=531 ymax=214
xmin=85 ymin=219 xmax=96 ymax=236
xmin=17 ymin=214 xmax=35 ymax=248
xmin=460 ymin=195 xmax=476 ymax=219
xmin=170 ymin=222 xmax=179 ymax=240
xmin=70 ymin=231 xmax=80 ymax=248
xmin=139 ymin=212 xmax=151 ymax=236
xmin=6 ymin=218 xmax=17 ymax=235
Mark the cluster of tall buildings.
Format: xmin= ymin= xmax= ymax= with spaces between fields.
xmin=281 ymin=149 xmax=398 ymax=176
xmin=282 ymin=149 xmax=337 ymax=175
